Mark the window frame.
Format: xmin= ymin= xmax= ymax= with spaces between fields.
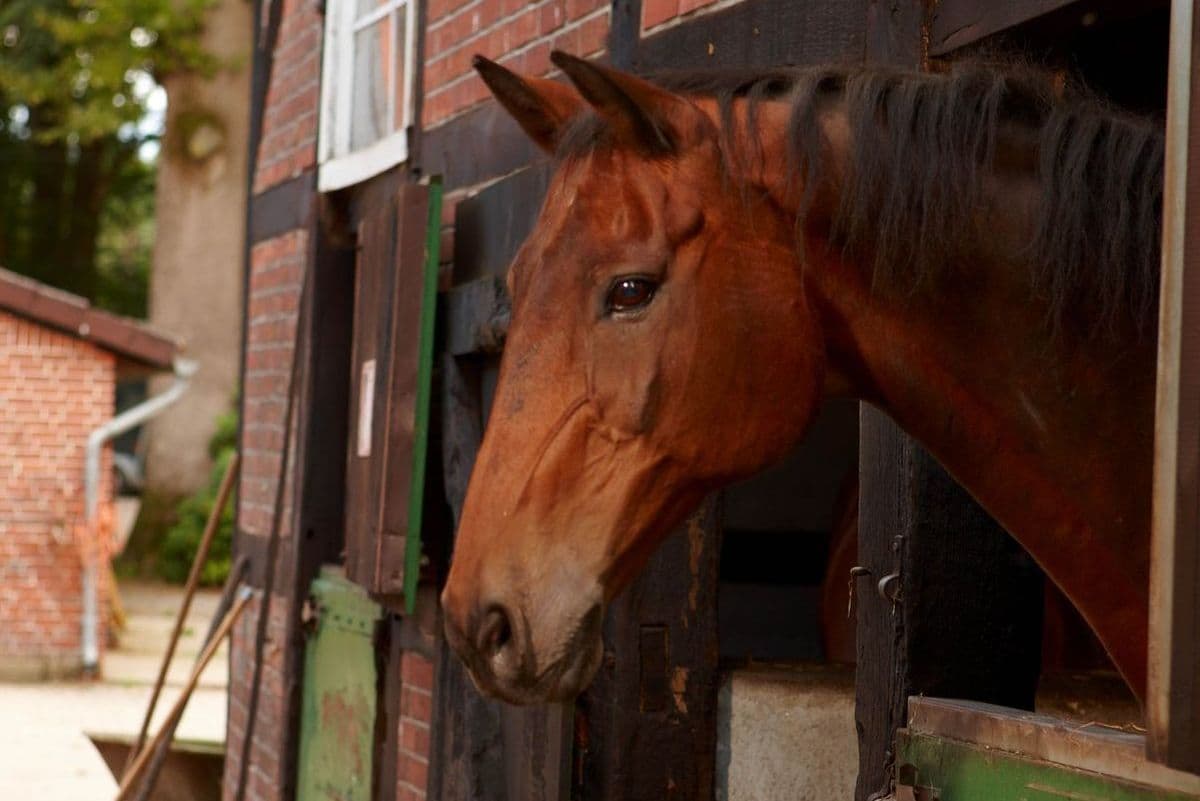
xmin=318 ymin=0 xmax=417 ymax=192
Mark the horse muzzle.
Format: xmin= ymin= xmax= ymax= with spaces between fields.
xmin=441 ymin=586 xmax=606 ymax=705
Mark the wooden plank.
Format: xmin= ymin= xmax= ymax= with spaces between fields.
xmin=426 ymin=636 xmax=507 ymax=801
xmin=443 ymin=276 xmax=510 ymax=356
xmin=866 ymin=0 xmax=926 ymax=66
xmin=855 ymin=409 xmax=1046 ymax=801
xmin=908 ymin=697 xmax=1200 ymax=796
xmin=633 ymin=0 xmax=869 ymax=71
xmin=928 ymin=0 xmax=1079 ymax=55
xmin=1149 ymin=0 xmax=1200 ymax=774
xmin=249 ymin=173 xmax=315 ymax=243
xmin=574 ymin=498 xmax=722 ymax=801
xmin=279 ymin=200 xmax=357 ymax=801
xmin=452 ymin=165 xmax=551 ymax=284
xmin=374 ymin=616 xmax=404 ymax=801
xmin=375 ymin=185 xmax=431 ymax=598
xmin=897 ymin=731 xmax=1200 ymax=801
xmin=345 ymin=196 xmax=397 ymax=591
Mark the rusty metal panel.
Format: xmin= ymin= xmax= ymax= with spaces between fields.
xmin=296 ymin=567 xmax=383 ymax=801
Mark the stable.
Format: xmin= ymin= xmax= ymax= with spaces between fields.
xmin=0 ymin=268 xmax=181 ymax=680
xmin=231 ymin=0 xmax=1198 ymax=800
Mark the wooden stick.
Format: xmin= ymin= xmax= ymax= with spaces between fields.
xmin=115 ymin=589 xmax=252 ymax=801
xmin=122 ymin=451 xmax=240 ymax=778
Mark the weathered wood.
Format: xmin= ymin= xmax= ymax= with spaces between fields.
xmin=1148 ymin=0 xmax=1200 ymax=773
xmin=928 ymin=0 xmax=1079 ymax=55
xmin=574 ymin=498 xmax=723 ymax=801
xmin=443 ymin=276 xmax=510 ymax=356
xmin=346 ymin=196 xmax=397 ymax=590
xmin=866 ymin=0 xmax=926 ymax=66
xmin=427 ymin=635 xmax=507 ymax=801
xmin=452 ymin=165 xmax=551 ymax=284
xmin=249 ymin=172 xmax=315 ymax=244
xmin=376 ymin=186 xmax=434 ymax=598
xmin=856 ymin=408 xmax=1045 ymax=801
xmin=279 ymin=201 xmax=357 ymax=801
xmin=633 ymin=0 xmax=869 ymax=71
xmin=898 ymin=731 xmax=1199 ymax=801
xmin=374 ymin=616 xmax=404 ymax=801
xmin=908 ymin=697 xmax=1200 ymax=796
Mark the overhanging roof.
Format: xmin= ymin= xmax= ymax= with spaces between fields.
xmin=0 ymin=267 xmax=181 ymax=370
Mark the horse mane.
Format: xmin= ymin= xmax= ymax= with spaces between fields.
xmin=558 ymin=61 xmax=1165 ymax=336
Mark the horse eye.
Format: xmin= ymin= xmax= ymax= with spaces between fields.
xmin=606 ymin=277 xmax=658 ymax=314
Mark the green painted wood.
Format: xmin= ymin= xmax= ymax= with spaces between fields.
xmin=296 ymin=568 xmax=383 ymax=801
xmin=897 ymin=732 xmax=1200 ymax=801
xmin=404 ymin=177 xmax=442 ymax=614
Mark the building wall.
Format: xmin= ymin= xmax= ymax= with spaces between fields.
xmin=233 ymin=0 xmax=776 ymax=795
xmin=0 ymin=311 xmax=115 ymax=680
xmin=146 ymin=0 xmax=253 ymax=496
xmin=224 ymin=0 xmax=320 ymax=789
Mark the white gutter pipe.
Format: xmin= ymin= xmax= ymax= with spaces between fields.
xmin=82 ymin=357 xmax=199 ymax=674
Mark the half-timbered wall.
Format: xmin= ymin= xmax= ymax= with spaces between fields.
xmin=236 ymin=2 xmax=1182 ymax=800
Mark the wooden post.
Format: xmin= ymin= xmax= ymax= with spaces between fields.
xmin=855 ymin=411 xmax=1046 ymax=801
xmin=1149 ymin=0 xmax=1200 ymax=773
xmin=574 ymin=498 xmax=723 ymax=801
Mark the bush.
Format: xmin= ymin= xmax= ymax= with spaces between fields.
xmin=157 ymin=416 xmax=237 ymax=585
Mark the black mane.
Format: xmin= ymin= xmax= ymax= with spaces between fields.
xmin=559 ymin=62 xmax=1165 ymax=336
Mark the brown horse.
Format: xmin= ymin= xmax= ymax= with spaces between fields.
xmin=440 ymin=52 xmax=1163 ymax=705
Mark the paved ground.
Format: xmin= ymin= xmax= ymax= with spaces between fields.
xmin=0 ymin=579 xmax=227 ymax=800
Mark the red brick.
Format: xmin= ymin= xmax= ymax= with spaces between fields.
xmin=641 ymin=0 xmax=679 ymax=30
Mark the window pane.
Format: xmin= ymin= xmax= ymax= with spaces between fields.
xmin=355 ymin=0 xmax=388 ymax=19
xmin=351 ymin=16 xmax=392 ymax=151
xmin=393 ymin=8 xmax=408 ymax=131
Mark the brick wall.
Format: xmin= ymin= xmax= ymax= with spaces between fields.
xmin=422 ymin=0 xmax=610 ymax=128
xmin=224 ymin=591 xmax=290 ymax=801
xmin=232 ymin=0 xmax=620 ymax=794
xmin=230 ymin=0 xmax=313 ymax=771
xmin=396 ymin=651 xmax=434 ymax=801
xmin=254 ymin=0 xmax=323 ymax=194
xmin=0 ymin=311 xmax=115 ymax=679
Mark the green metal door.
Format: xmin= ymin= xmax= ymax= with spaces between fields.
xmin=296 ymin=567 xmax=383 ymax=801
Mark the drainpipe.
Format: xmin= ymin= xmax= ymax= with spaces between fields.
xmin=82 ymin=357 xmax=199 ymax=674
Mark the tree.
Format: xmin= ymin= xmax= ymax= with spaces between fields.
xmin=0 ymin=0 xmax=215 ymax=315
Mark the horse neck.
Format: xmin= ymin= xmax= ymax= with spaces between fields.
xmin=732 ymin=95 xmax=1155 ymax=696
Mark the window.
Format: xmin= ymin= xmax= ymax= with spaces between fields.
xmin=319 ymin=0 xmax=417 ymax=191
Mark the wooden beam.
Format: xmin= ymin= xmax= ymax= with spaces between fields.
xmin=928 ymin=0 xmax=1078 ymax=55
xmin=575 ymin=499 xmax=723 ymax=801
xmin=909 ymin=698 xmax=1200 ymax=795
xmin=1148 ymin=0 xmax=1200 ymax=774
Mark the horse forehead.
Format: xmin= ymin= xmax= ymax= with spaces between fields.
xmin=545 ymin=156 xmax=664 ymax=244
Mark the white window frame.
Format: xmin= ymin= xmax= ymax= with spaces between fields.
xmin=318 ymin=0 xmax=417 ymax=192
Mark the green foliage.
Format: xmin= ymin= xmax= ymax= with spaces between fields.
xmin=0 ymin=0 xmax=215 ymax=313
xmin=158 ymin=411 xmax=236 ymax=585
xmin=0 ymin=0 xmax=216 ymax=143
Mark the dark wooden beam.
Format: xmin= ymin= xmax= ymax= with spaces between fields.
xmin=855 ymin=411 xmax=1045 ymax=801
xmin=277 ymin=198 xmax=357 ymax=801
xmin=574 ymin=498 xmax=723 ymax=801
xmin=249 ymin=173 xmax=315 ymax=243
xmin=929 ymin=0 xmax=1078 ymax=55
xmin=633 ymin=0 xmax=869 ymax=72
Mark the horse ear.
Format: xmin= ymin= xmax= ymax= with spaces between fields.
xmin=549 ymin=51 xmax=690 ymax=155
xmin=473 ymin=55 xmax=585 ymax=152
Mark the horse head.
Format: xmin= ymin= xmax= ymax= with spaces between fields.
xmin=440 ymin=53 xmax=827 ymax=704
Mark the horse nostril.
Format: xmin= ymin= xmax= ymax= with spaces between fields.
xmin=478 ymin=606 xmax=514 ymax=660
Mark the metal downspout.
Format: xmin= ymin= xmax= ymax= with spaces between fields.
xmin=82 ymin=357 xmax=199 ymax=674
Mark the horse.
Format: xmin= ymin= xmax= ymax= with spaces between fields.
xmin=440 ymin=51 xmax=1164 ymax=706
